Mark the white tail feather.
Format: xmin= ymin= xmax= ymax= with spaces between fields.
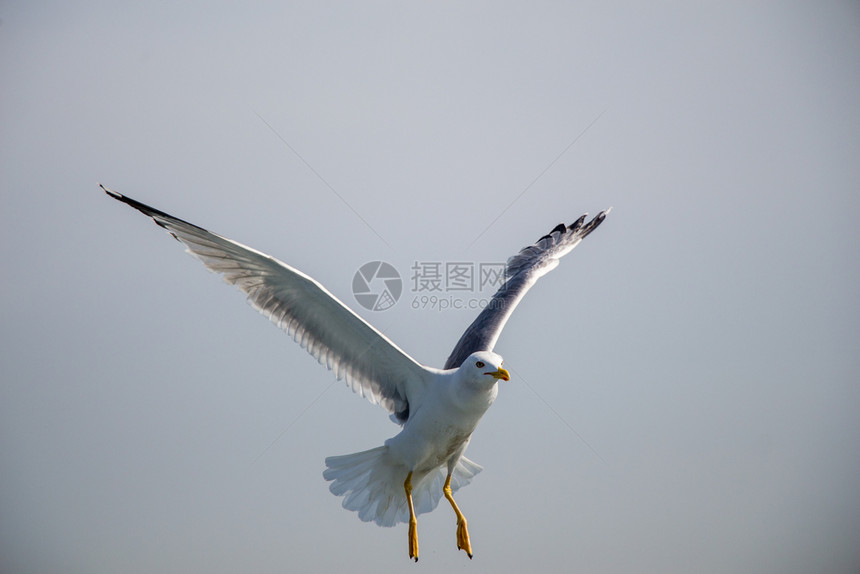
xmin=323 ymin=446 xmax=482 ymax=527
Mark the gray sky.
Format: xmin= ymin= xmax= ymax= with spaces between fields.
xmin=2 ymin=2 xmax=859 ymax=573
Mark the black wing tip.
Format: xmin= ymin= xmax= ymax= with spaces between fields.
xmin=101 ymin=183 xmax=205 ymax=237
xmin=578 ymin=207 xmax=612 ymax=238
xmin=100 ymin=183 xmax=122 ymax=200
xmin=539 ymin=221 xmax=579 ymax=242
xmin=551 ymin=208 xmax=611 ymax=237
xmin=101 ymin=183 xmax=151 ymax=214
xmin=567 ymin=214 xmax=588 ymax=233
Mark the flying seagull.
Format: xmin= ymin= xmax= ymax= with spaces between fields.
xmin=103 ymin=184 xmax=609 ymax=561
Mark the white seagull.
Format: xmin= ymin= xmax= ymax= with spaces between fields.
xmin=103 ymin=185 xmax=609 ymax=561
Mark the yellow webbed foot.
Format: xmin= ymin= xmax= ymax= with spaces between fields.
xmin=408 ymin=518 xmax=419 ymax=562
xmin=404 ymin=471 xmax=419 ymax=562
xmin=443 ymin=473 xmax=473 ymax=559
xmin=456 ymin=516 xmax=473 ymax=558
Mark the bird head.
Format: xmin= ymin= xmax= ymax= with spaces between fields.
xmin=461 ymin=351 xmax=509 ymax=386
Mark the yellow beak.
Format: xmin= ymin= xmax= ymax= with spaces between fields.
xmin=485 ymin=367 xmax=510 ymax=381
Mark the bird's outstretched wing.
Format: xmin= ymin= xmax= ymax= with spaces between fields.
xmin=444 ymin=210 xmax=610 ymax=369
xmin=103 ymin=185 xmax=428 ymax=422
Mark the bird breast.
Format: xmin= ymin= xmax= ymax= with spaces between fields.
xmin=385 ymin=376 xmax=497 ymax=473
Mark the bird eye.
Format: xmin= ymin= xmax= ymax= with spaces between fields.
xmin=475 ymin=361 xmax=485 ymax=368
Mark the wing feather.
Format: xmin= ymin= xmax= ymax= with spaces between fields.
xmin=444 ymin=209 xmax=610 ymax=369
xmin=103 ymin=185 xmax=428 ymax=422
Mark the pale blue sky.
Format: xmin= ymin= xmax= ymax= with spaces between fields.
xmin=1 ymin=2 xmax=859 ymax=573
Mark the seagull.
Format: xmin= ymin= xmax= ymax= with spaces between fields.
xmin=103 ymin=184 xmax=609 ymax=561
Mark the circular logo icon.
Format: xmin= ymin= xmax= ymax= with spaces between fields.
xmin=352 ymin=261 xmax=402 ymax=311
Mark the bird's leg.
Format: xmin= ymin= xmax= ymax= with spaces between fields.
xmin=404 ymin=471 xmax=419 ymax=562
xmin=443 ymin=474 xmax=473 ymax=558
